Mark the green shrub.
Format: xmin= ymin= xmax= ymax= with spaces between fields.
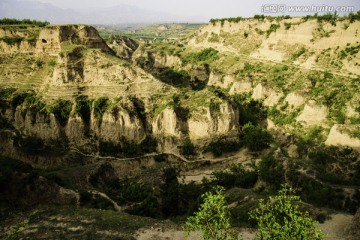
xmin=209 ymin=99 xmax=221 ymax=116
xmin=139 ymin=136 xmax=157 ymax=154
xmin=266 ymin=24 xmax=280 ymax=37
xmin=183 ymin=48 xmax=219 ymax=64
xmin=241 ymin=123 xmax=273 ymax=152
xmin=208 ymin=32 xmax=220 ymax=42
xmin=0 ymin=36 xmax=24 ymax=45
xmin=49 ymin=99 xmax=73 ymax=127
xmin=284 ymin=22 xmax=292 ymax=30
xmin=161 ymin=167 xmax=181 ymax=216
xmin=0 ymin=87 xmax=16 ymax=100
xmin=14 ymin=135 xmax=44 ymax=154
xmin=181 ymin=138 xmax=196 ymax=156
xmin=292 ymin=47 xmax=306 ymax=59
xmin=129 ymin=96 xmax=147 ymax=128
xmin=258 ymin=155 xmax=285 ymax=189
xmin=234 ymin=94 xmax=267 ymax=126
xmin=79 ymin=190 xmax=114 ymax=210
xmin=348 ymin=11 xmax=360 ymax=23
xmin=75 ymin=96 xmax=92 ymax=125
xmin=94 ymin=97 xmax=109 ymax=125
xmin=213 ymin=164 xmax=258 ymax=189
xmin=249 ymin=184 xmax=325 ymax=240
xmin=0 ymin=18 xmax=49 ymax=26
xmin=205 ymin=137 xmax=241 ymax=157
xmin=99 ymin=140 xmax=121 ymax=155
xmin=185 ymin=186 xmax=238 ymax=240
xmin=157 ymin=68 xmax=191 ymax=87
xmin=48 ymin=59 xmax=57 ymax=67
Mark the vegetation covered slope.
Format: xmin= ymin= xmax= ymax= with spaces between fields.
xmin=0 ymin=14 xmax=360 ymax=239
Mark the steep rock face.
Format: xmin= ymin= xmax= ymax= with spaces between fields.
xmin=152 ymin=108 xmax=183 ymax=138
xmin=109 ymin=36 xmax=139 ymax=60
xmin=94 ymin=111 xmax=146 ymax=142
xmin=188 ymin=102 xmax=239 ymax=141
xmin=252 ymin=83 xmax=268 ymax=100
xmin=0 ymin=27 xmax=38 ymax=53
xmin=4 ymin=107 xmax=62 ymax=141
xmin=208 ymin=73 xmax=236 ymax=89
xmin=65 ymin=115 xmax=87 ymax=144
xmin=263 ymin=90 xmax=283 ymax=107
xmin=153 ymin=54 xmax=182 ymax=69
xmin=285 ymin=92 xmax=306 ymax=107
xmin=325 ymin=124 xmax=360 ymax=151
xmin=36 ymin=25 xmax=112 ymax=55
xmin=229 ymin=81 xmax=252 ymax=94
xmin=0 ymin=40 xmax=36 ymax=53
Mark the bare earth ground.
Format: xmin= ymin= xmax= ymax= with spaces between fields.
xmin=135 ymin=213 xmax=353 ymax=240
xmin=318 ymin=214 xmax=354 ymax=240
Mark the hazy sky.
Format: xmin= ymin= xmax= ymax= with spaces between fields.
xmin=19 ymin=0 xmax=360 ymax=19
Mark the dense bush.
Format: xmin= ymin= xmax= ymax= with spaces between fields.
xmin=157 ymin=68 xmax=190 ymax=87
xmin=241 ymin=123 xmax=273 ymax=152
xmin=205 ymin=137 xmax=241 ymax=157
xmin=75 ymin=96 xmax=92 ymax=125
xmin=0 ymin=36 xmax=24 ymax=45
xmin=180 ymin=138 xmax=196 ymax=156
xmin=13 ymin=135 xmax=44 ymax=154
xmin=258 ymin=154 xmax=285 ymax=189
xmin=0 ymin=18 xmax=49 ymax=26
xmin=212 ymin=164 xmax=258 ymax=189
xmin=129 ymin=96 xmax=148 ymax=128
xmin=99 ymin=136 xmax=157 ymax=157
xmin=161 ymin=167 xmax=181 ymax=216
xmin=249 ymin=184 xmax=325 ymax=240
xmin=79 ymin=190 xmax=114 ymax=210
xmin=0 ymin=87 xmax=16 ymax=101
xmin=185 ymin=186 xmax=236 ymax=240
xmin=93 ymin=97 xmax=109 ymax=125
xmin=266 ymin=24 xmax=280 ymax=37
xmin=49 ymin=99 xmax=73 ymax=127
xmin=233 ymin=94 xmax=267 ymax=126
xmin=183 ymin=48 xmax=219 ymax=64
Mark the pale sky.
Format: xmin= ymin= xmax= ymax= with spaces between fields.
xmin=19 ymin=0 xmax=360 ymax=19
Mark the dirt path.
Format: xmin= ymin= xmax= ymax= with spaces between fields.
xmin=319 ymin=213 xmax=354 ymax=240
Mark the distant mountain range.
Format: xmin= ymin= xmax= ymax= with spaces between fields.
xmin=0 ymin=0 xmax=205 ymax=24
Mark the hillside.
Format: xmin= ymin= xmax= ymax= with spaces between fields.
xmin=0 ymin=15 xmax=360 ymax=239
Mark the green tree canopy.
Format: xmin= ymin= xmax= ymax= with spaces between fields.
xmin=249 ymin=184 xmax=325 ymax=240
xmin=185 ymin=186 xmax=239 ymax=240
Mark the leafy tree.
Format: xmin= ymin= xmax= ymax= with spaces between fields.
xmin=185 ymin=186 xmax=239 ymax=240
xmin=249 ymin=184 xmax=325 ymax=240
xmin=241 ymin=122 xmax=273 ymax=152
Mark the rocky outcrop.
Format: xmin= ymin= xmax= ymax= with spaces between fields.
xmin=208 ymin=73 xmax=236 ymax=89
xmin=153 ymin=54 xmax=182 ymax=69
xmin=110 ymin=36 xmax=139 ymax=60
xmin=285 ymin=92 xmax=306 ymax=107
xmin=296 ymin=101 xmax=327 ymax=125
xmin=36 ymin=25 xmax=112 ymax=55
xmin=251 ymin=83 xmax=267 ymax=100
xmin=96 ymin=110 xmax=146 ymax=142
xmin=229 ymin=81 xmax=252 ymax=94
xmin=263 ymin=90 xmax=283 ymax=107
xmin=152 ymin=108 xmax=183 ymax=138
xmin=188 ymin=102 xmax=239 ymax=141
xmin=325 ymin=124 xmax=360 ymax=150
